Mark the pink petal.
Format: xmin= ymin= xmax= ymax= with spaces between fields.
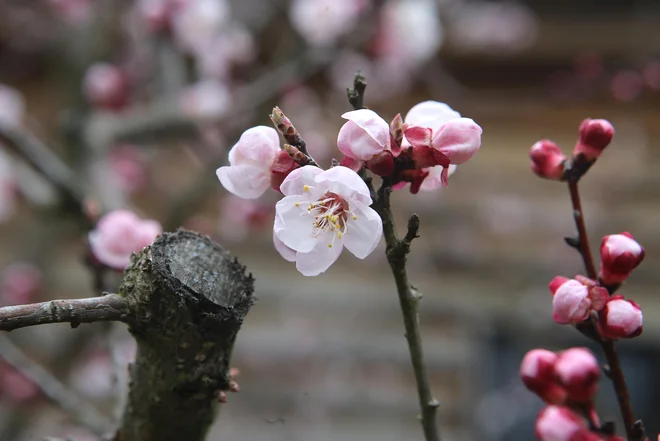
xmin=314 ymin=166 xmax=372 ymax=205
xmin=404 ymin=101 xmax=461 ymax=130
xmin=217 ymin=164 xmax=271 ymax=199
xmin=337 ymin=109 xmax=390 ymax=160
xmin=404 ymin=126 xmax=433 ymax=148
xmin=431 ymin=118 xmax=482 ymax=164
xmin=419 ymin=165 xmax=457 ymax=191
xmin=228 ymin=126 xmax=280 ymax=165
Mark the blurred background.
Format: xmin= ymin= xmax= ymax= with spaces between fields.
xmin=1 ymin=0 xmax=660 ymax=440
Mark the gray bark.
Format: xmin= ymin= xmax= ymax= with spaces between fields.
xmin=115 ymin=229 xmax=255 ymax=441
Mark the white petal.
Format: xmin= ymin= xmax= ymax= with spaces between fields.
xmin=232 ymin=125 xmax=280 ymax=164
xmin=343 ymin=202 xmax=382 ymax=259
xmin=279 ymin=165 xmax=324 ymax=196
xmin=314 ymin=166 xmax=372 ymax=205
xmin=217 ymin=164 xmax=270 ymax=199
xmin=275 ymin=195 xmax=317 ymax=253
xmin=273 ymin=229 xmax=297 ymax=262
xmin=295 ymin=239 xmax=344 ymax=276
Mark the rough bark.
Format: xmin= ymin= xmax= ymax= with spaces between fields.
xmin=115 ymin=229 xmax=255 ymax=441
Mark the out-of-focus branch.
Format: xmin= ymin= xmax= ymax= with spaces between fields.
xmin=0 ymin=294 xmax=131 ymax=332
xmin=0 ymin=335 xmax=114 ymax=435
xmin=0 ymin=123 xmax=89 ymax=218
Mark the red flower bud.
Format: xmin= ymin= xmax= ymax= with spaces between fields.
xmin=520 ymin=349 xmax=567 ymax=404
xmin=554 ymin=347 xmax=600 ymax=403
xmin=270 ymin=150 xmax=299 ymax=193
xmin=549 ymin=276 xmax=608 ymax=324
xmin=573 ymin=119 xmax=614 ymax=160
xmin=535 ymin=406 xmax=599 ymax=441
xmin=599 ymin=232 xmax=645 ymax=285
xmin=530 ymin=140 xmax=566 ymax=180
xmin=598 ymin=295 xmax=643 ymax=340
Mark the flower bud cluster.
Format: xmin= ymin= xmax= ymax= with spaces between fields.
xmin=529 ymin=118 xmax=614 ymax=180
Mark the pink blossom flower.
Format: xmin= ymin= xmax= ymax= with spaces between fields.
xmin=289 ymin=0 xmax=365 ymax=48
xmin=535 ymin=406 xmax=596 ymax=441
xmin=554 ymin=348 xmax=600 ymax=403
xmin=374 ymin=0 xmax=442 ymax=66
xmin=0 ymin=83 xmax=25 ymax=127
xmin=549 ymin=276 xmax=608 ymax=324
xmin=0 ymin=361 xmax=40 ymax=402
xmin=88 ymin=210 xmax=162 ymax=270
xmin=404 ymin=100 xmax=482 ymax=186
xmin=598 ymin=295 xmax=643 ymax=340
xmin=520 ymin=349 xmax=567 ymax=404
xmin=137 ymin=0 xmax=174 ymax=33
xmin=217 ymin=126 xmax=297 ymax=199
xmin=530 ymin=140 xmax=566 ymax=180
xmin=598 ymin=232 xmax=645 ymax=285
xmin=0 ymin=262 xmax=42 ymax=307
xmin=610 ymin=70 xmax=643 ymax=102
xmin=273 ymin=166 xmax=382 ymax=276
xmin=337 ymin=109 xmax=390 ymax=170
xmin=179 ymin=80 xmax=231 ymax=121
xmin=573 ymin=118 xmax=614 ymax=160
xmin=82 ymin=63 xmax=130 ymax=111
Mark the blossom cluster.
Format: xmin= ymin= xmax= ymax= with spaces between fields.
xmin=216 ymin=101 xmax=482 ymax=275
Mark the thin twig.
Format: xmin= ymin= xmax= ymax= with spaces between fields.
xmin=0 ymin=123 xmax=90 ymax=220
xmin=376 ymin=183 xmax=440 ymax=441
xmin=350 ymin=74 xmax=440 ymax=441
xmin=566 ymin=179 xmax=643 ymax=441
xmin=0 ymin=294 xmax=131 ymax=332
xmin=0 ymin=335 xmax=113 ymax=435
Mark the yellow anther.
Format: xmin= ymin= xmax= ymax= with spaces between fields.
xmin=327 ymin=243 xmax=333 ymax=248
xmin=337 ymin=232 xmax=343 ymax=239
xmin=352 ymin=215 xmax=358 ymax=220
xmin=295 ymin=202 xmax=300 ymax=207
xmin=303 ymin=185 xmax=310 ymax=192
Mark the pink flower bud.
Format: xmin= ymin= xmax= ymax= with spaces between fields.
xmin=82 ymin=63 xmax=130 ymax=111
xmin=599 ymin=232 xmax=645 ymax=285
xmin=598 ymin=295 xmax=643 ymax=340
xmin=88 ymin=210 xmax=162 ymax=271
xmin=530 ymin=140 xmax=566 ymax=180
xmin=390 ymin=113 xmax=404 ymax=150
xmin=573 ymin=119 xmax=614 ymax=160
xmin=337 ymin=109 xmax=390 ymax=163
xmin=535 ymin=406 xmax=597 ymax=441
xmin=554 ymin=348 xmax=600 ymax=403
xmin=550 ymin=276 xmax=608 ymax=324
xmin=520 ymin=349 xmax=566 ymax=404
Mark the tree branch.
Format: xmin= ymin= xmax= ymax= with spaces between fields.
xmin=0 ymin=294 xmax=131 ymax=332
xmin=565 ymin=179 xmax=644 ymax=441
xmin=349 ymin=74 xmax=440 ymax=441
xmin=0 ymin=335 xmax=114 ymax=435
xmin=0 ymin=123 xmax=90 ymax=219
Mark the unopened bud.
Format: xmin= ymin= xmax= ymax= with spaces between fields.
xmin=573 ymin=118 xmax=614 ymax=160
xmin=530 ymin=140 xmax=566 ymax=180
xmin=535 ymin=406 xmax=598 ymax=441
xmin=550 ymin=276 xmax=608 ymax=325
xmin=599 ymin=232 xmax=645 ymax=285
xmin=390 ymin=113 xmax=404 ymax=150
xmin=271 ymin=148 xmax=300 ymax=192
xmin=554 ymin=347 xmax=600 ymax=403
xmin=520 ymin=349 xmax=566 ymax=404
xmin=598 ymin=295 xmax=643 ymax=340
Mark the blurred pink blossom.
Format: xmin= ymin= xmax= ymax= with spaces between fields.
xmin=643 ymin=59 xmax=660 ymax=91
xmin=0 ymin=84 xmax=25 ymax=127
xmin=172 ymin=0 xmax=230 ymax=52
xmin=71 ymin=351 xmax=113 ymax=399
xmin=0 ymin=262 xmax=42 ymax=307
xmin=108 ymin=145 xmax=148 ymax=194
xmin=289 ymin=0 xmax=366 ymax=48
xmin=218 ymin=195 xmax=272 ymax=242
xmin=0 ymin=361 xmax=40 ymax=402
xmin=88 ymin=210 xmax=162 ymax=270
xmin=374 ymin=0 xmax=442 ymax=66
xmin=194 ymin=25 xmax=255 ymax=78
xmin=610 ymin=70 xmax=643 ymax=102
xmin=179 ymin=80 xmax=231 ymax=121
xmin=82 ymin=63 xmax=130 ymax=111
xmin=449 ymin=2 xmax=538 ymax=55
